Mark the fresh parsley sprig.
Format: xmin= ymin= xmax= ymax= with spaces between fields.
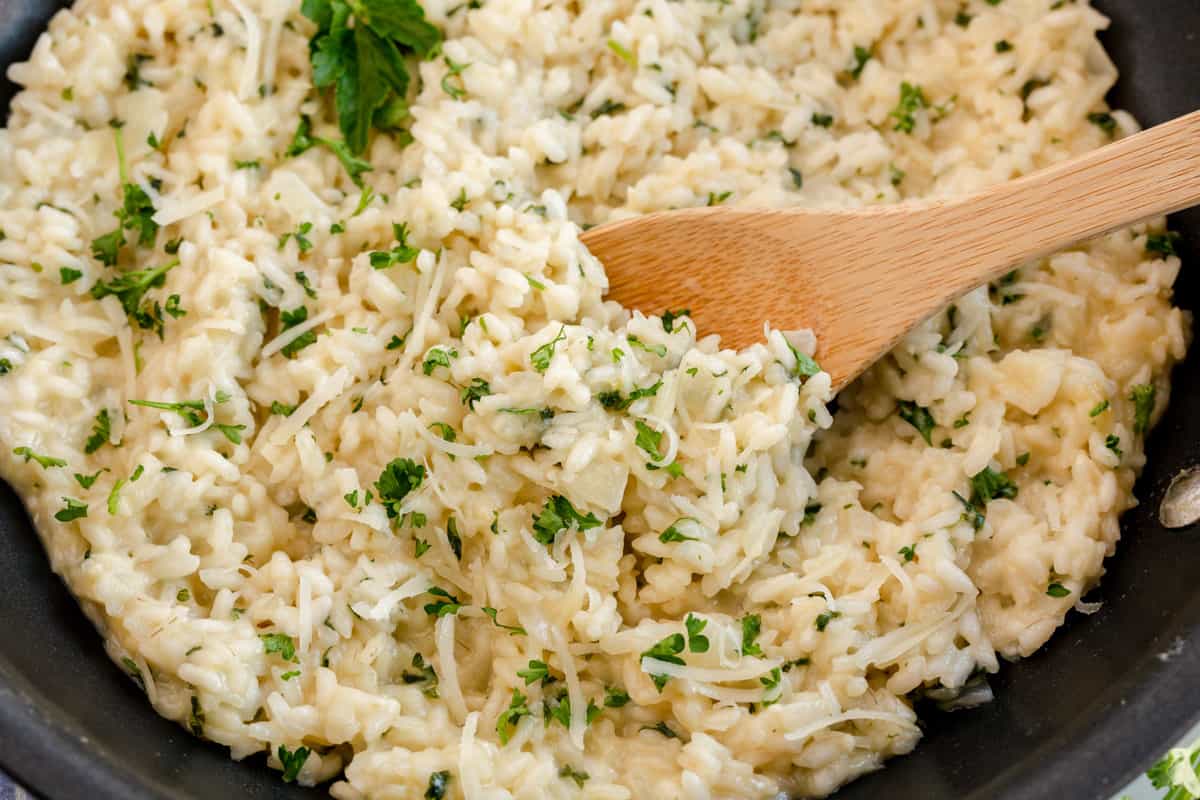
xmin=91 ymin=125 xmax=159 ymax=266
xmin=300 ymin=0 xmax=442 ymax=156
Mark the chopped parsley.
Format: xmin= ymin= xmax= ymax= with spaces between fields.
xmin=848 ymin=45 xmax=872 ymax=80
xmin=969 ymin=467 xmax=1019 ymax=507
xmin=425 ymin=771 xmax=451 ymax=800
xmin=270 ymin=401 xmax=296 ymax=416
xmin=54 ymin=497 xmax=88 ymax=522
xmin=604 ymin=686 xmax=631 ymax=707
xmin=559 ymin=764 xmax=589 ymax=788
xmin=1046 ymin=581 xmax=1071 ymax=598
xmin=90 ymin=259 xmax=180 ymax=336
xmin=531 ymin=326 xmax=567 ymax=372
xmin=284 ymin=115 xmax=373 ymax=186
xmin=446 ymin=516 xmax=462 ymax=560
xmin=482 ymin=606 xmax=526 ymax=636
xmin=598 ymin=380 xmax=662 ymax=412
xmin=1146 ymin=231 xmax=1181 ymax=259
xmin=60 ymin=266 xmax=83 ymax=285
xmin=277 ymin=744 xmax=310 ymax=783
xmin=898 ymin=545 xmax=916 ymax=563
xmin=74 ymin=469 xmax=105 ymax=489
xmin=440 ymin=56 xmax=470 ymax=100
xmin=1089 ymin=399 xmax=1110 ymax=417
xmin=1087 ymin=111 xmax=1117 ymax=137
xmin=84 ymin=409 xmax=112 ymax=454
xmin=423 ymin=586 xmax=463 ymax=617
xmin=640 ymin=632 xmax=685 ymax=691
xmin=12 ymin=447 xmax=66 ymax=469
xmin=784 ymin=336 xmax=821 ymax=380
xmin=279 ymin=306 xmax=318 ymax=358
xmin=661 ymin=308 xmax=690 ymax=333
xmin=1105 ymin=434 xmax=1123 ymax=459
xmin=897 ymin=401 xmax=936 ymax=445
xmin=815 ymin=609 xmax=841 ymax=632
xmin=279 ymin=221 xmax=314 ymax=253
xmin=91 ymin=125 xmax=159 ymax=265
xmin=890 ymin=82 xmax=928 ymax=134
xmin=954 ymin=490 xmax=984 ymax=530
xmin=517 ymin=659 xmax=550 ymax=685
xmin=261 ymin=633 xmax=297 ymax=661
xmin=460 ymin=377 xmax=491 ymax=409
xmin=496 ymin=688 xmax=532 ymax=744
xmin=369 ymin=222 xmax=419 ymax=268
xmin=641 ymin=721 xmax=680 ymax=739
xmin=402 ymin=652 xmax=439 ymax=696
xmin=1131 ymin=383 xmax=1156 ymax=434
xmin=633 ymin=419 xmax=666 ymax=463
xmin=531 ymin=495 xmax=601 ymax=546
xmin=422 ymin=346 xmax=457 ymax=375
xmin=375 ymin=457 xmax=425 ymax=518
xmin=659 ymin=518 xmax=698 ymax=544
xmin=685 ymin=614 xmax=709 ymax=653
xmin=740 ymin=614 xmax=763 ymax=656
xmin=627 ymin=335 xmax=666 ymax=357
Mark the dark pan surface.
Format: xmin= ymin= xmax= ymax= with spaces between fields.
xmin=1 ymin=2 xmax=1199 ymax=799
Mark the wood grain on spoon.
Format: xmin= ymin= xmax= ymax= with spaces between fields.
xmin=581 ymin=110 xmax=1200 ymax=389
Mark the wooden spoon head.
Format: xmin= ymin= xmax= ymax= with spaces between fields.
xmin=580 ymin=206 xmax=909 ymax=390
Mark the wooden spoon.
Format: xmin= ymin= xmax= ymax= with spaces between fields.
xmin=581 ymin=110 xmax=1200 ymax=389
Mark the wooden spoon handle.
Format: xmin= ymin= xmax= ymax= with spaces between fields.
xmin=911 ymin=109 xmax=1200 ymax=304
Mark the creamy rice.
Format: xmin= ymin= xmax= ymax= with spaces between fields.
xmin=0 ymin=0 xmax=1189 ymax=797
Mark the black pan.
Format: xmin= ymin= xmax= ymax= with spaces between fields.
xmin=1 ymin=2 xmax=1198 ymax=798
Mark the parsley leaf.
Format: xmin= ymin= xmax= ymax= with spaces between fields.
xmin=421 ymin=346 xmax=457 ymax=375
xmin=684 ymin=613 xmax=709 ymax=653
xmin=90 ymin=259 xmax=180 ymax=330
xmin=277 ymin=744 xmax=310 ymax=783
xmin=423 ymin=586 xmax=462 ymax=617
xmin=91 ymin=126 xmax=159 ymax=265
xmin=261 ymin=633 xmax=297 ymax=661
xmin=459 ymin=377 xmax=491 ymax=409
xmin=481 ymin=606 xmax=526 ymax=635
xmin=1046 ymin=581 xmax=1071 ymax=598
xmin=12 ymin=447 xmax=66 ymax=469
xmin=633 ymin=419 xmax=665 ymax=461
xmin=279 ymin=306 xmax=318 ymax=358
xmin=369 ymin=222 xmax=419 ymax=268
xmin=740 ymin=614 xmax=763 ymax=656
xmin=375 ymin=457 xmax=425 ymax=518
xmin=300 ymin=0 xmax=441 ymax=156
xmin=661 ymin=308 xmax=690 ymax=333
xmin=531 ymin=495 xmax=601 ymax=546
xmin=640 ymin=633 xmax=685 ymax=691
xmin=890 ymin=82 xmax=928 ymax=133
xmin=1148 ymin=744 xmax=1200 ymax=798
xmin=1146 ymin=231 xmax=1181 ymax=260
xmin=1131 ymin=383 xmax=1157 ymax=434
xmin=659 ymin=518 xmax=698 ymax=544
xmin=969 ymin=467 xmax=1019 ymax=507
xmin=897 ymin=400 xmax=936 ymax=445
xmin=84 ymin=409 xmax=113 ymax=454
xmin=604 ymin=686 xmax=630 ymax=707
xmin=598 ymin=380 xmax=662 ymax=412
xmin=54 ymin=497 xmax=88 ymax=522
xmin=425 ymin=771 xmax=451 ymax=800
xmin=531 ymin=326 xmax=566 ymax=372
xmin=496 ymin=688 xmax=532 ymax=744
xmin=517 ymin=659 xmax=550 ymax=685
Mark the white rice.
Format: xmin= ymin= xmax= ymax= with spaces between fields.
xmin=0 ymin=0 xmax=1189 ymax=797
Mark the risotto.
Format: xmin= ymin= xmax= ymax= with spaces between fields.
xmin=0 ymin=0 xmax=1189 ymax=797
